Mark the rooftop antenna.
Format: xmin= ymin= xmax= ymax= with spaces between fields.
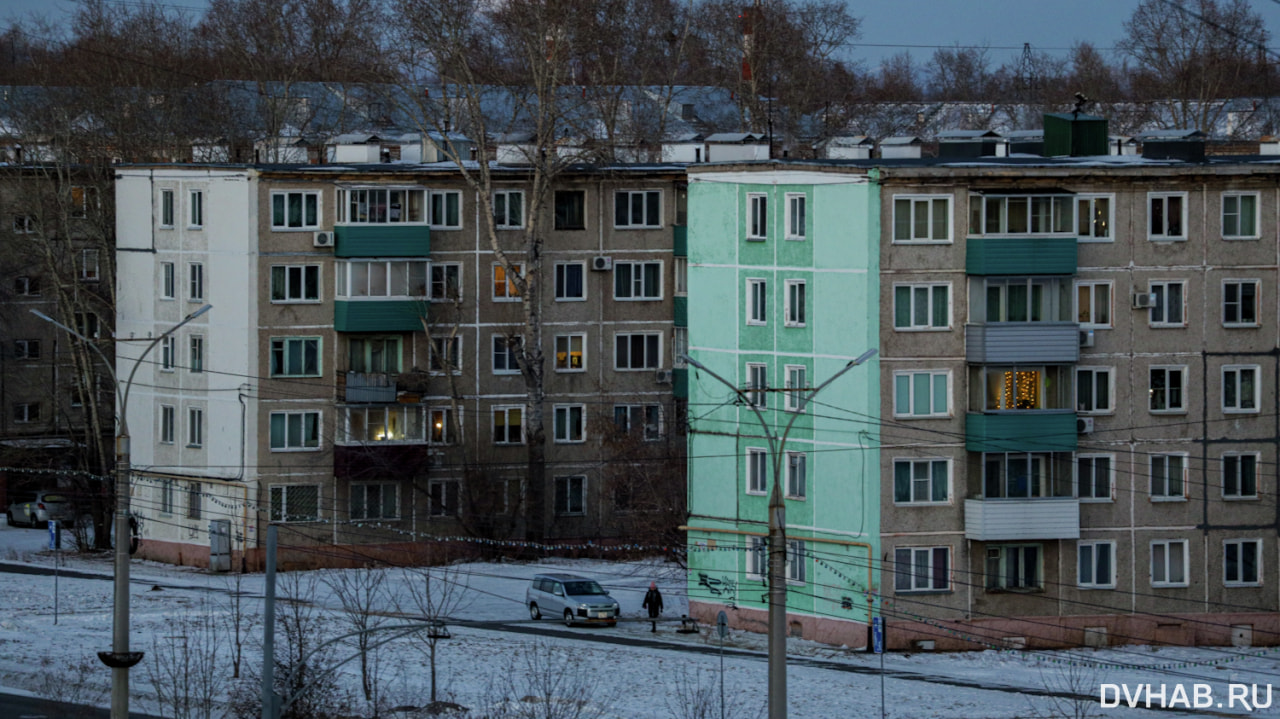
xmin=1072 ymin=92 xmax=1090 ymax=120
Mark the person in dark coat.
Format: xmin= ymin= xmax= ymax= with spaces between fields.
xmin=642 ymin=582 xmax=663 ymax=632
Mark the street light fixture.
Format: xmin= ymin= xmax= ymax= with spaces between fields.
xmin=682 ymin=348 xmax=876 ymax=719
xmin=33 ymin=303 xmax=212 ymax=719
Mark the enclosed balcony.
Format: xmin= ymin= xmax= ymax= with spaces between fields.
xmin=333 ymin=260 xmax=429 ymax=332
xmin=344 ymin=372 xmax=396 ymax=403
xmin=966 ymin=277 xmax=1079 ymax=364
xmin=966 ymin=362 xmax=1077 ymax=452
xmin=965 ymin=497 xmax=1080 ymax=540
xmin=965 ymin=193 xmax=1080 ymax=276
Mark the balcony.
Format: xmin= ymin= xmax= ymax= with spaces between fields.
xmin=966 ymin=412 xmax=1077 ymax=453
xmin=964 ymin=497 xmax=1080 ymax=541
xmin=335 ymin=225 xmax=430 ymax=258
xmin=344 ymin=372 xmax=396 ymax=403
xmin=673 ymin=224 xmax=688 ymax=257
xmin=965 ymin=322 xmax=1080 ymax=364
xmin=334 ymin=300 xmax=426 ymax=332
xmin=966 ymin=236 xmax=1076 ymax=276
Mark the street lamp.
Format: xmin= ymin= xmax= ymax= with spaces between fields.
xmin=682 ymin=348 xmax=876 ymax=719
xmin=33 ymin=303 xmax=212 ymax=719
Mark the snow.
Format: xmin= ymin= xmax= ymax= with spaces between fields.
xmin=1 ymin=521 xmax=1277 ymax=718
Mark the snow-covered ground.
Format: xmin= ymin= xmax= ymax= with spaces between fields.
xmin=1 ymin=520 xmax=1278 ymax=718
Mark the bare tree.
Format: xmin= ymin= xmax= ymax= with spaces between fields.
xmin=925 ymin=44 xmax=996 ymax=102
xmin=223 ymin=569 xmax=260 ymax=680
xmin=396 ymin=562 xmax=474 ymax=707
xmin=146 ymin=600 xmax=227 ymax=719
xmin=322 ymin=565 xmax=389 ymax=707
xmin=33 ymin=655 xmax=108 ymax=719
xmin=664 ymin=665 xmax=765 ymax=719
xmin=483 ymin=639 xmax=618 ymax=719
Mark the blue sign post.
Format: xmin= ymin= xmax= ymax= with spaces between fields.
xmin=47 ymin=519 xmax=58 ymax=550
xmin=872 ymin=616 xmax=884 ymax=654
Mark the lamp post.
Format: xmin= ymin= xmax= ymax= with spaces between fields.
xmin=682 ymin=348 xmax=876 ymax=719
xmin=33 ymin=304 xmax=212 ymax=719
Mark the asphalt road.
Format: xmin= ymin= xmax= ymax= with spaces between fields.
xmin=0 ymin=689 xmax=163 ymax=718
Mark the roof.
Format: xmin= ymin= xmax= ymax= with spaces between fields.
xmin=1136 ymin=129 xmax=1207 ymax=140
xmin=1003 ymin=130 xmax=1043 ymax=140
xmin=938 ymin=129 xmax=1001 ymax=140
xmin=705 ymin=132 xmax=766 ymax=143
xmin=1044 ymin=112 xmax=1107 ymax=122
xmin=880 ymin=136 xmax=923 ymax=146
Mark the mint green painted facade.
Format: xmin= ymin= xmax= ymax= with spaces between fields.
xmin=685 ymin=171 xmax=881 ymax=634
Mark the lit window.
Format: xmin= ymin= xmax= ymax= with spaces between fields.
xmin=555 ymin=334 xmax=586 ymax=371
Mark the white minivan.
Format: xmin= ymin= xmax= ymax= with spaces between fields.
xmin=526 ymin=573 xmax=620 ymax=627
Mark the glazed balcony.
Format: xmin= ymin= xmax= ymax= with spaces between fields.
xmin=964 ymin=497 xmax=1080 ymax=541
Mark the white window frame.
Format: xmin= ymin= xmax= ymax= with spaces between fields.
xmin=12 ymin=403 xmax=39 ymax=423
xmin=160 ymin=189 xmax=174 ymax=228
xmin=746 ymin=363 xmax=768 ymax=408
xmin=1222 ymin=452 xmax=1259 ymax=499
xmin=79 ymin=249 xmax=99 ymax=281
xmin=747 ymin=536 xmax=767 ymax=579
xmin=1223 ymin=279 xmax=1260 ymax=327
xmin=613 ymin=404 xmax=662 ymax=442
xmin=785 ymin=193 xmax=806 ymax=240
xmin=893 ymin=458 xmax=950 ymax=505
xmin=672 ymin=327 xmax=688 ymax=369
xmin=614 ymin=189 xmax=662 ymax=229
xmin=492 ymin=405 xmax=524 ymax=445
xmin=554 ymin=475 xmax=586 ymax=516
xmin=429 ymin=336 xmax=462 ymax=374
xmin=161 ymin=336 xmax=176 ymax=372
xmin=553 ymin=404 xmax=586 ymax=444
xmin=554 ymin=262 xmax=586 ymax=301
xmin=674 ymin=257 xmax=688 ymax=296
xmin=270 ymin=190 xmax=321 ymax=230
xmin=1075 ymin=280 xmax=1112 ymax=329
xmin=334 ymin=260 xmax=428 ymax=298
xmin=614 ymin=332 xmax=662 ymax=370
xmin=1221 ymin=191 xmax=1260 ymax=240
xmin=1149 ymin=281 xmax=1187 ymax=327
xmin=1150 ymin=453 xmax=1188 ymax=500
xmin=189 ymin=335 xmax=204 ymax=374
xmin=1078 ymin=541 xmax=1116 ymax=589
xmin=1224 ymin=538 xmax=1263 ymax=586
xmin=270 ymin=337 xmax=322 ymax=377
xmin=1223 ymin=364 xmax=1260 ymax=413
xmin=351 ymin=482 xmax=399 ymax=520
xmin=188 ymin=190 xmax=204 ymax=228
xmin=784 ymin=280 xmax=806 ymax=327
xmin=160 ymin=405 xmax=175 ymax=444
xmin=747 ymin=193 xmax=768 ymax=240
xmin=269 ymin=410 xmax=322 ymax=451
xmin=1075 ymin=366 xmax=1114 ymax=415
xmin=893 ymin=194 xmax=952 ymax=244
xmin=186 ymin=482 xmax=202 ymax=520
xmin=893 ymin=369 xmax=949 ymax=418
xmin=894 ymin=546 xmax=950 ymax=593
xmin=187 ymin=406 xmax=203 ymax=447
xmin=786 ymin=539 xmax=807 ymax=583
xmin=159 ymin=479 xmax=175 ymax=515
xmin=492 ymin=262 xmax=523 ymax=301
xmin=1075 ymin=194 xmax=1113 ymax=242
xmin=555 ymin=333 xmax=586 ymax=372
xmin=15 ymin=276 xmax=39 ymax=296
xmin=1148 ymin=192 xmax=1187 ymax=241
xmin=427 ymin=480 xmax=459 ymax=517
xmin=270 ymin=484 xmax=320 ymax=522
xmin=614 ymin=261 xmax=663 ymax=300
xmin=1149 ymin=365 xmax=1186 ymax=413
xmin=429 ymin=407 xmax=457 ymax=445
xmin=161 ymin=262 xmax=175 ymax=300
xmin=747 ymin=278 xmax=767 ymax=325
xmin=785 ymin=451 xmax=806 ymax=499
xmin=188 ymin=262 xmax=204 ymax=302
xmin=493 ymin=189 xmax=524 ymax=229
xmin=271 ymin=264 xmax=321 ymax=303
xmin=1151 ymin=539 xmax=1189 ymax=587
xmin=430 ymin=263 xmax=461 ymax=301
xmin=13 ymin=339 xmax=39 ymax=360
xmin=429 ymin=189 xmax=462 ymax=229
xmin=746 ymin=447 xmax=767 ymax=495
xmin=784 ymin=365 xmax=807 ymax=412
xmin=986 ymin=544 xmax=1042 ymax=591
xmin=492 ymin=334 xmax=521 ymax=375
xmin=893 ymin=283 xmax=950 ymax=330
xmin=1076 ymin=454 xmax=1114 ymax=502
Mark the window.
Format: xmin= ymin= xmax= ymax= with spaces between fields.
xmin=1223 ymin=280 xmax=1259 ymax=326
xmin=747 ymin=278 xmax=767 ymax=325
xmin=893 ymin=195 xmax=950 ymax=242
xmin=74 ymin=312 xmax=99 ymax=339
xmin=785 ymin=280 xmax=806 ymax=326
xmin=335 ymin=260 xmax=428 ymax=298
xmin=15 ymin=276 xmax=39 ymax=296
xmin=986 ymin=545 xmax=1041 ymax=590
xmin=1149 ymin=366 xmax=1186 ymax=412
xmin=187 ymin=407 xmax=204 ymax=447
xmin=160 ymin=189 xmax=174 ymax=227
xmin=189 ymin=190 xmax=204 ymax=227
xmin=70 ymin=186 xmax=93 ymax=218
xmin=13 ymin=340 xmax=39 ymax=360
xmin=747 ymin=193 xmax=768 ymax=240
xmin=785 ymin=193 xmax=806 ymax=239
xmin=615 ymin=333 xmax=661 ymax=370
xmin=429 ymin=190 xmax=461 ymax=228
xmin=270 ymin=338 xmax=321 ymax=377
xmin=971 ymin=194 xmax=1073 ymax=235
xmin=12 ymin=214 xmax=33 ymax=233
xmin=352 ymin=482 xmax=398 ymax=520
xmin=159 ymin=405 xmax=175 ymax=444
xmin=1150 ymin=281 xmax=1186 ymax=326
xmin=674 ymin=257 xmax=688 ymax=296
xmin=427 ymin=480 xmax=459 ymax=517
xmin=747 ymin=536 xmax=767 ymax=579
xmin=79 ymin=249 xmax=99 ymax=281
xmin=555 ymin=334 xmax=585 ymax=371
xmin=614 ymin=404 xmax=662 ymax=441
xmin=1075 ymin=281 xmax=1111 ymax=328
xmin=786 ymin=452 xmax=806 ymax=498
xmin=981 ymin=366 xmax=1071 ymax=411
xmin=746 ymin=363 xmax=768 ymax=408
xmin=270 ymin=484 xmax=319 ymax=522
xmin=493 ymin=190 xmax=524 ymax=228
xmin=188 ymin=263 xmax=204 ymax=301
xmin=747 ymin=448 xmax=767 ymax=494
xmin=554 ymin=190 xmax=586 ymax=230
xmin=186 ymin=482 xmax=202 ymax=520
xmin=554 ymin=404 xmax=586 ymax=443
xmin=1223 ymin=365 xmax=1260 ymax=413
xmin=13 ymin=403 xmax=40 ymax=423
xmin=1150 ymin=454 xmax=1187 ymax=499
xmin=1077 ymin=454 xmax=1113 ymax=501
xmin=893 ymin=370 xmax=948 ymax=418
xmin=555 ymin=475 xmax=585 ymax=516
xmin=1076 ymin=194 xmax=1112 ymax=241
xmin=189 ymin=336 xmax=204 ymax=373
xmin=159 ymin=262 xmax=176 ymax=299
xmin=429 ymin=336 xmax=461 ymax=373
xmin=430 ymin=263 xmax=461 ymax=301
xmin=1076 ymin=367 xmax=1113 ymax=414
xmin=786 ymin=540 xmax=806 ymax=583
xmin=1148 ymin=192 xmax=1186 ymax=240
xmin=1078 ymin=541 xmax=1115 ymax=588
xmin=492 ymin=335 xmax=521 ymax=375
xmin=894 ymin=547 xmax=950 ymax=592
xmin=1151 ymin=539 xmax=1188 ymax=587
xmin=893 ymin=283 xmax=949 ymax=330
xmin=893 ymin=458 xmax=949 ymax=504
xmin=270 ymin=411 xmax=321 ymax=450
xmin=1225 ymin=539 xmax=1262 ymax=586
xmin=271 ymin=265 xmax=321 ymax=302
xmin=615 ymin=190 xmax=661 ymax=228
xmin=1223 ymin=453 xmax=1259 ymax=499
xmin=555 ymin=263 xmax=585 ymax=300
xmin=672 ymin=327 xmax=688 ymax=368
xmin=343 ymin=406 xmax=426 ymax=443
xmin=159 ymin=479 xmax=175 ymax=514
xmin=982 ymin=452 xmax=1071 ymax=498
xmin=614 ymin=261 xmax=662 ymax=300
xmin=1222 ymin=192 xmax=1259 ymax=239
xmin=493 ymin=406 xmax=523 ymax=444
xmin=338 ymin=188 xmax=426 ymax=224
xmin=348 ymin=337 xmax=401 ymax=374
xmin=271 ymin=190 xmax=320 ymax=229
xmin=161 ymin=336 xmax=176 ymax=371
xmin=785 ymin=365 xmax=807 ymax=412
xmin=429 ymin=408 xmax=455 ymax=445
xmin=493 ymin=263 xmax=523 ymax=300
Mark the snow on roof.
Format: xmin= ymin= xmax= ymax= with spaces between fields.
xmin=705 ymin=132 xmax=766 ymax=143
xmin=938 ymin=129 xmax=1001 ymax=140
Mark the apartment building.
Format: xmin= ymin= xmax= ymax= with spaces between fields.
xmin=115 ymin=163 xmax=688 ymax=568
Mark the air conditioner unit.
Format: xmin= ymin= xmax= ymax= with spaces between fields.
xmin=313 ymin=231 xmax=335 ymax=247
xmin=1132 ymin=292 xmax=1155 ymax=309
xmin=591 ymin=256 xmax=613 ymax=271
xmin=655 ymin=369 xmax=674 ymax=384
xmin=1079 ymin=329 xmax=1095 ymax=348
xmin=1077 ymin=417 xmax=1095 ymax=434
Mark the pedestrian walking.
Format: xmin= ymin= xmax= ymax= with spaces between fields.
xmin=642 ymin=581 xmax=663 ymax=632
